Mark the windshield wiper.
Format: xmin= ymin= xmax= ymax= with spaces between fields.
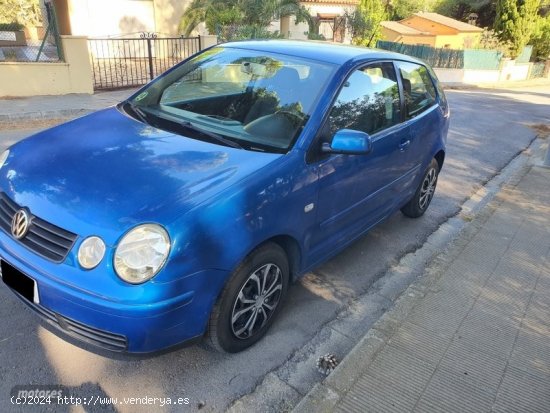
xmin=179 ymin=120 xmax=243 ymax=150
xmin=125 ymin=102 xmax=149 ymax=125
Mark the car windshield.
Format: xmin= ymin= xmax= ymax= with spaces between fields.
xmin=125 ymin=46 xmax=336 ymax=153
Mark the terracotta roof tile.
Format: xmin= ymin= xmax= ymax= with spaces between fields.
xmin=412 ymin=12 xmax=483 ymax=32
xmin=380 ymin=21 xmax=431 ymax=35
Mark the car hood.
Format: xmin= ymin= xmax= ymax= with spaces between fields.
xmin=1 ymin=107 xmax=282 ymax=244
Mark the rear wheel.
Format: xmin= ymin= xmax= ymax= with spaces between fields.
xmin=401 ymin=158 xmax=439 ymax=218
xmin=207 ymin=243 xmax=289 ymax=353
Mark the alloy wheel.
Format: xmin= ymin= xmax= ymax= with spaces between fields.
xmin=231 ymin=263 xmax=283 ymax=339
xmin=419 ymin=168 xmax=437 ymax=210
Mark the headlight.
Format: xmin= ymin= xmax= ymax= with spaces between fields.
xmin=78 ymin=236 xmax=106 ymax=269
xmin=114 ymin=224 xmax=170 ymax=284
xmin=0 ymin=149 xmax=9 ymax=169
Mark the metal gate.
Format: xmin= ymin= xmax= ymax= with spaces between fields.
xmin=88 ymin=34 xmax=201 ymax=90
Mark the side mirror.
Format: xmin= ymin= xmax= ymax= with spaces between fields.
xmin=322 ymin=129 xmax=372 ymax=155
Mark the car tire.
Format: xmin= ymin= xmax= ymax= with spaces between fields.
xmin=207 ymin=242 xmax=289 ymax=353
xmin=401 ymin=158 xmax=439 ymax=218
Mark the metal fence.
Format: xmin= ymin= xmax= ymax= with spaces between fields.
xmin=529 ymin=62 xmax=546 ymax=79
xmin=463 ymin=49 xmax=502 ymax=70
xmin=376 ymin=41 xmax=503 ymax=70
xmin=516 ymin=45 xmax=533 ymax=64
xmin=376 ymin=41 xmax=463 ymax=68
xmin=88 ymin=34 xmax=201 ymax=90
xmin=0 ymin=1 xmax=63 ymax=62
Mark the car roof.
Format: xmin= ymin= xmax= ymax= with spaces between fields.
xmin=221 ymin=40 xmax=423 ymax=66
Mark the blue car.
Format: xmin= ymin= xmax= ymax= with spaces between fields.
xmin=0 ymin=40 xmax=448 ymax=353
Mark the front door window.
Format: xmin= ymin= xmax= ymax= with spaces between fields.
xmin=328 ymin=62 xmax=401 ymax=137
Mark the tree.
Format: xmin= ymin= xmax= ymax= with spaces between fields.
xmin=349 ymin=0 xmax=387 ymax=46
xmin=0 ymin=0 xmax=41 ymax=26
xmin=434 ymin=0 xmax=497 ymax=28
xmin=531 ymin=15 xmax=550 ymax=60
xmin=239 ymin=0 xmax=309 ymax=27
xmin=390 ymin=0 xmax=438 ymax=20
xmin=494 ymin=0 xmax=541 ymax=57
xmin=178 ymin=0 xmax=311 ymax=39
xmin=476 ymin=27 xmax=513 ymax=55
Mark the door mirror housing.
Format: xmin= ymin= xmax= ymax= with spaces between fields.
xmin=322 ymin=129 xmax=372 ymax=155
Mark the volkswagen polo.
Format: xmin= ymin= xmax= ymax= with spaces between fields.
xmin=0 ymin=40 xmax=449 ymax=353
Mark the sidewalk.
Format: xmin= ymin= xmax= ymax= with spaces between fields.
xmin=0 ymin=89 xmax=136 ymax=124
xmin=294 ymin=162 xmax=550 ymax=412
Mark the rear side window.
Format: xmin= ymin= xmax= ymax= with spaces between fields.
xmin=426 ymin=65 xmax=449 ymax=113
xmin=398 ymin=62 xmax=437 ymax=118
xmin=328 ymin=62 xmax=400 ymax=136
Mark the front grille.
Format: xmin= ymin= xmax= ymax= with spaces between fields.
xmin=0 ymin=193 xmax=77 ymax=262
xmin=26 ymin=299 xmax=127 ymax=352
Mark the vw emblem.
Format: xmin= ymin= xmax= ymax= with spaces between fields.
xmin=11 ymin=209 xmax=30 ymax=239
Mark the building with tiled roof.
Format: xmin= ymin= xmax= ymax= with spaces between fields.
xmin=408 ymin=12 xmax=483 ymax=33
xmin=381 ymin=12 xmax=483 ymax=49
xmin=273 ymin=0 xmax=360 ymax=43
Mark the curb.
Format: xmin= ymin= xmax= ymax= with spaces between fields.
xmin=291 ymin=157 xmax=535 ymax=413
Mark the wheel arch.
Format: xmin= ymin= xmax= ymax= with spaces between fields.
xmin=206 ymin=234 xmax=300 ymax=351
xmin=210 ymin=233 xmax=303 ymax=319
xmin=434 ymin=149 xmax=445 ymax=172
xmin=259 ymin=234 xmax=302 ymax=281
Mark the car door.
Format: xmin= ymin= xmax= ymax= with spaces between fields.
xmin=395 ymin=61 xmax=441 ymax=184
xmin=307 ymin=61 xmax=417 ymax=262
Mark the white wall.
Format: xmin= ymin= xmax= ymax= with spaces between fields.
xmin=153 ymin=0 xmax=193 ymax=36
xmin=463 ymin=69 xmax=500 ymax=83
xmin=69 ymin=0 xmax=156 ymax=37
xmin=272 ymin=16 xmax=308 ymax=40
xmin=499 ymin=61 xmax=531 ymax=81
xmin=434 ymin=60 xmax=532 ymax=85
xmin=434 ymin=68 xmax=504 ymax=84
xmin=269 ymin=5 xmax=355 ymax=43
xmin=0 ymin=36 xmax=93 ymax=97
xmin=433 ymin=68 xmax=465 ymax=83
xmin=289 ymin=17 xmax=309 ymax=40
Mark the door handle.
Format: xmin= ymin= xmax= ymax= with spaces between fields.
xmin=399 ymin=140 xmax=411 ymax=151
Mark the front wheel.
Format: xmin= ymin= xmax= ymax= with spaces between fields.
xmin=207 ymin=243 xmax=289 ymax=353
xmin=401 ymin=158 xmax=439 ymax=218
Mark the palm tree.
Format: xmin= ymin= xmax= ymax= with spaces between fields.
xmin=178 ymin=0 xmax=214 ymax=37
xmin=179 ymin=0 xmax=313 ymax=38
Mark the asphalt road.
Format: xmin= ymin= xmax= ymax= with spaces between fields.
xmin=0 ymin=86 xmax=549 ymax=413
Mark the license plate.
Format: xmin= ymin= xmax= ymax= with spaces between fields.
xmin=1 ymin=260 xmax=40 ymax=304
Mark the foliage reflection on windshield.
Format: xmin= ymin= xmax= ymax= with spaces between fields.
xmin=131 ymin=47 xmax=335 ymax=152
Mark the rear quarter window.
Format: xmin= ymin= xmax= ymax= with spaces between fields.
xmin=426 ymin=65 xmax=449 ymax=114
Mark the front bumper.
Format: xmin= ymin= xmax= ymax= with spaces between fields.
xmin=12 ymin=290 xmax=129 ymax=352
xmin=0 ymin=233 xmax=228 ymax=353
